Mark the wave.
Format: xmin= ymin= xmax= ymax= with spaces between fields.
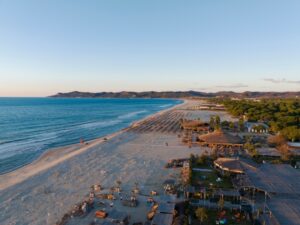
xmin=78 ymin=120 xmax=121 ymax=129
xmin=0 ymin=132 xmax=58 ymax=157
xmin=118 ymin=110 xmax=147 ymax=119
xmin=159 ymin=104 xmax=172 ymax=108
xmin=0 ymin=140 xmax=14 ymax=145
xmin=0 ymin=98 xmax=180 ymax=173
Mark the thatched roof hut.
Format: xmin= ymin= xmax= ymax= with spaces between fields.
xmin=180 ymin=119 xmax=209 ymax=132
xmin=198 ymin=130 xmax=243 ymax=146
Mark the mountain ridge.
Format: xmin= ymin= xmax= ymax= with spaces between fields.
xmin=50 ymin=91 xmax=300 ymax=99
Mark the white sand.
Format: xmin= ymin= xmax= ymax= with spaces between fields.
xmin=0 ymin=100 xmax=234 ymax=225
xmin=0 ymin=132 xmax=204 ymax=225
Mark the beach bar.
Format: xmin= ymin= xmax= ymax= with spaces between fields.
xmin=198 ymin=130 xmax=244 ymax=155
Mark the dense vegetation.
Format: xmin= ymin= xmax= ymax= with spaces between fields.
xmin=211 ymin=98 xmax=300 ymax=141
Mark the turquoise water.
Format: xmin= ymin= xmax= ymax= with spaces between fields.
xmin=0 ymin=98 xmax=181 ymax=174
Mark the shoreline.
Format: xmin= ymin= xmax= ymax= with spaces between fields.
xmin=0 ymin=98 xmax=238 ymax=225
xmin=0 ymin=99 xmax=187 ymax=191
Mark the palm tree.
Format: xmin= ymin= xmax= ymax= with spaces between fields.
xmin=195 ymin=207 xmax=208 ymax=224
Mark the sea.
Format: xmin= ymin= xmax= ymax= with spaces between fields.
xmin=0 ymin=98 xmax=181 ymax=174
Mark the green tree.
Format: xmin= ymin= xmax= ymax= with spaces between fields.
xmin=196 ymin=154 xmax=208 ymax=166
xmin=221 ymin=120 xmax=229 ymax=128
xmin=238 ymin=118 xmax=244 ymax=131
xmin=281 ymin=126 xmax=300 ymax=142
xmin=209 ymin=98 xmax=300 ymax=141
xmin=229 ymin=121 xmax=235 ymax=130
xmin=244 ymin=142 xmax=258 ymax=157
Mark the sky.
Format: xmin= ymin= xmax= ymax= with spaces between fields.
xmin=0 ymin=0 xmax=300 ymax=97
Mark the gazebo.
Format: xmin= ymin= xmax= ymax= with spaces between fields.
xmin=198 ymin=130 xmax=244 ymax=155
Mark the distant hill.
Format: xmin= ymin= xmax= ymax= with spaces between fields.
xmin=50 ymin=91 xmax=300 ymax=99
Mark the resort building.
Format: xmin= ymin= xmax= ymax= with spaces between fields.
xmin=151 ymin=202 xmax=175 ymax=225
xmin=198 ymin=130 xmax=244 ymax=156
xmin=214 ymin=157 xmax=249 ymax=174
xmin=237 ymin=164 xmax=300 ymax=225
xmin=256 ymin=147 xmax=281 ymax=159
xmin=245 ymin=122 xmax=269 ymax=133
xmin=187 ymin=103 xmax=225 ymax=111
xmin=214 ymin=157 xmax=300 ymax=225
xmin=282 ymin=142 xmax=300 ymax=157
xmin=287 ymin=141 xmax=300 ymax=150
xmin=262 ymin=197 xmax=300 ymax=225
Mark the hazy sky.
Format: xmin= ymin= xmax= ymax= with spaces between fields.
xmin=0 ymin=0 xmax=300 ymax=97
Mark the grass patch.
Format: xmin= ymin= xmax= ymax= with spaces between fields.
xmin=192 ymin=170 xmax=233 ymax=189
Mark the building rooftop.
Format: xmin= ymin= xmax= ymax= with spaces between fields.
xmin=265 ymin=197 xmax=300 ymax=225
xmin=245 ymin=122 xmax=269 ymax=128
xmin=256 ymin=147 xmax=281 ymax=157
xmin=244 ymin=163 xmax=300 ymax=194
xmin=199 ymin=130 xmax=243 ymax=145
xmin=151 ymin=213 xmax=173 ymax=225
xmin=214 ymin=157 xmax=257 ymax=174
xmin=214 ymin=189 xmax=240 ymax=197
xmin=157 ymin=203 xmax=175 ymax=214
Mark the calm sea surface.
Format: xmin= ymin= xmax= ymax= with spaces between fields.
xmin=0 ymin=98 xmax=181 ymax=174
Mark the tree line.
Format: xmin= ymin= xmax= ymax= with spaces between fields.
xmin=210 ymin=98 xmax=300 ymax=141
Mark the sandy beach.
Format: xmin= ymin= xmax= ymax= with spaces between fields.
xmin=0 ymin=99 xmax=234 ymax=225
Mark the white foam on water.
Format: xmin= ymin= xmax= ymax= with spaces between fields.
xmin=118 ymin=110 xmax=147 ymax=119
xmin=78 ymin=119 xmax=121 ymax=129
xmin=159 ymin=104 xmax=172 ymax=108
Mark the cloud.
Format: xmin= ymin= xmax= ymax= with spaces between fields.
xmin=215 ymin=83 xmax=248 ymax=88
xmin=263 ymin=78 xmax=300 ymax=84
